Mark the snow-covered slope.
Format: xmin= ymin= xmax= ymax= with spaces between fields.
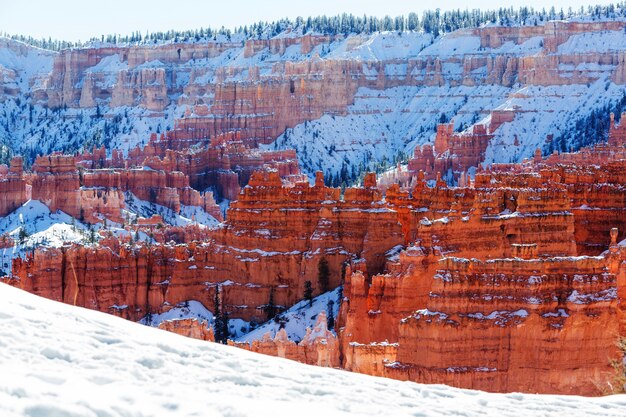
xmin=1 ymin=283 xmax=625 ymax=417
xmin=137 ymin=287 xmax=340 ymax=342
xmin=3 ymin=20 xmax=626 ymax=178
xmin=0 ymin=200 xmax=92 ymax=273
xmin=484 ymin=78 xmax=626 ymax=163
xmin=238 ymin=287 xmax=341 ymax=343
xmin=123 ymin=192 xmax=220 ymax=228
xmin=0 ymin=196 xmax=220 ymax=274
xmin=269 ymin=85 xmax=510 ymax=178
xmin=0 ymin=39 xmax=53 ymax=93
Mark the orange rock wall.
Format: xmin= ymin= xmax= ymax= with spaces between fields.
xmin=31 ymin=153 xmax=222 ymax=222
xmin=0 ymin=157 xmax=27 ymax=216
xmin=158 ymin=318 xmax=215 ymax=342
xmin=392 ymin=255 xmax=621 ymax=395
xmin=12 ymin=172 xmax=403 ymax=323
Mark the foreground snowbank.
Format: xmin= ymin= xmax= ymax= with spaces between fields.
xmin=0 ymin=284 xmax=624 ymax=417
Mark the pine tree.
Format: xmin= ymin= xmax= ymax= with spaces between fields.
xmin=318 ymin=257 xmax=330 ymax=293
xmin=214 ymin=285 xmax=229 ymax=344
xmin=264 ymin=286 xmax=277 ymax=321
xmin=408 ymin=12 xmax=419 ymax=31
xmin=18 ymin=228 xmax=29 ymax=244
xmin=304 ymin=280 xmax=313 ymax=306
xmin=327 ymin=300 xmax=335 ymax=330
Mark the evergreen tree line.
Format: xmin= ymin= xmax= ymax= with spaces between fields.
xmin=1 ymin=33 xmax=79 ymax=51
xmin=4 ymin=2 xmax=626 ymax=51
xmin=546 ymin=92 xmax=626 ymax=154
xmin=323 ymin=150 xmax=409 ymax=188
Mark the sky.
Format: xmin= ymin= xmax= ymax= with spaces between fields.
xmin=0 ymin=0 xmax=619 ymax=42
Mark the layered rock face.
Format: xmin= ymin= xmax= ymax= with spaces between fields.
xmin=10 ymin=172 xmax=403 ymax=323
xmin=32 ymin=20 xmax=626 ymax=109
xmin=408 ymin=115 xmax=511 ymax=181
xmin=6 ymin=19 xmax=626 ymax=180
xmin=0 ymin=157 xmax=27 ymax=217
xmin=11 ymin=152 xmax=626 ymax=395
xmin=78 ymin=137 xmax=303 ymax=202
xmin=341 ymin=238 xmax=623 ymax=395
xmin=482 ymin=164 xmax=626 ymax=256
xmin=481 ymin=119 xmax=626 ymax=256
xmin=158 ymin=319 xmax=215 ymax=342
xmin=30 ymin=152 xmax=221 ymax=223
xmin=391 ymin=255 xmax=620 ymax=395
xmin=336 ymin=160 xmax=626 ymax=395
xmin=31 ymin=154 xmax=82 ymax=217
xmin=44 ymin=42 xmax=237 ymax=110
xmin=219 ymin=171 xmax=402 ymax=273
xmin=6 ymin=21 xmax=626 ymax=392
xmin=340 ymin=175 xmax=578 ymax=345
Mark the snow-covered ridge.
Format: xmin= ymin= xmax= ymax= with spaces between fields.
xmin=3 ymin=17 xmax=626 ymax=179
xmin=1 ymin=283 xmax=625 ymax=417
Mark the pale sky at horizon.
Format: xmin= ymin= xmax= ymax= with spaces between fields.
xmin=0 ymin=0 xmax=619 ymax=42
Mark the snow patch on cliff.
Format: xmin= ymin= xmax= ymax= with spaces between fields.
xmin=485 ymin=78 xmax=625 ymax=164
xmin=122 ymin=191 xmax=220 ymax=228
xmin=238 ymin=287 xmax=342 ymax=343
xmin=557 ymin=30 xmax=626 ymax=53
xmin=270 ymin=84 xmax=510 ymax=178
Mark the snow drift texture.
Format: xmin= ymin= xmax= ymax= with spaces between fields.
xmin=0 ymin=283 xmax=625 ymax=417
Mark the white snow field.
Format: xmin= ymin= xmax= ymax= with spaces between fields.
xmin=0 ymin=284 xmax=625 ymax=417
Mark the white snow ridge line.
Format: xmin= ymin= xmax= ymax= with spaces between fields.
xmin=0 ymin=284 xmax=625 ymax=416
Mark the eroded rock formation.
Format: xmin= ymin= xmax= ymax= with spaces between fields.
xmin=158 ymin=318 xmax=215 ymax=342
xmin=0 ymin=157 xmax=27 ymax=217
xmin=29 ymin=152 xmax=222 ymax=223
xmin=10 ymin=172 xmax=401 ymax=323
xmin=6 ymin=20 xmax=626 ymax=393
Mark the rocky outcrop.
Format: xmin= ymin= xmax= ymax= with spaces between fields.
xmin=79 ymin=138 xmax=303 ymax=202
xmin=391 ymin=254 xmax=621 ymax=395
xmin=336 ymin=158 xmax=626 ymax=395
xmin=407 ymin=115 xmax=516 ymax=181
xmin=0 ymin=157 xmax=27 ymax=217
xmin=11 ymin=172 xmax=403 ymax=322
xmin=233 ymin=311 xmax=340 ymax=367
xmin=31 ymin=154 xmax=84 ymax=219
xmin=485 ymin=150 xmax=626 ymax=256
xmin=31 ymin=152 xmax=222 ymax=223
xmin=158 ymin=318 xmax=215 ymax=342
xmin=340 ymin=235 xmax=623 ymax=395
xmin=10 ymin=156 xmax=626 ymax=395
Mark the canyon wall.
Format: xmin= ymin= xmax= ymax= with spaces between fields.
xmin=10 ymin=172 xmax=403 ymax=323
xmin=5 ymin=20 xmax=626 ymax=176
xmin=0 ymin=157 xmax=27 ymax=217
xmin=9 ymin=159 xmax=626 ymax=395
xmin=30 ymin=153 xmax=221 ymax=223
xmin=4 ymin=19 xmax=626 ymax=395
